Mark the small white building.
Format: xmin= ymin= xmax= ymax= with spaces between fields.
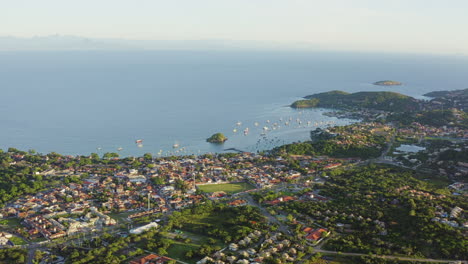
xmin=130 ymin=222 xmax=159 ymax=234
xmin=229 ymin=243 xmax=239 ymax=251
xmin=128 ymin=175 xmax=147 ymax=184
xmin=0 ymin=232 xmax=13 ymax=246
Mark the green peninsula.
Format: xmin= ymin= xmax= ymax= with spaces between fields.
xmin=291 ymin=90 xmax=418 ymax=111
xmin=424 ymin=88 xmax=468 ymax=98
xmin=206 ymin=132 xmax=228 ymax=143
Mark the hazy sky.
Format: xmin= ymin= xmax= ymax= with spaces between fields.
xmin=2 ymin=0 xmax=468 ymax=54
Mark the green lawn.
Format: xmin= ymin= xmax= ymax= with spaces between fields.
xmin=163 ymin=230 xmax=223 ymax=264
xmin=197 ymin=182 xmax=255 ymax=194
xmin=166 ymin=242 xmax=200 ymax=264
xmin=413 ymin=171 xmax=452 ymax=191
xmin=108 ymin=211 xmax=134 ymax=223
xmin=167 ymin=230 xmax=224 ymax=247
xmin=31 ymin=237 xmax=48 ymax=243
xmin=9 ymin=236 xmax=27 ymax=246
xmin=0 ymin=218 xmax=22 ymax=229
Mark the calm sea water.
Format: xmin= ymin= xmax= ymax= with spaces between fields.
xmin=1 ymin=50 xmax=467 ymax=157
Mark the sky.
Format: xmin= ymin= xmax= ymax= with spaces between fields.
xmin=2 ymin=0 xmax=468 ymax=54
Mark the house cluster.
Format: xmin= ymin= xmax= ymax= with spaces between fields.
xmin=228 ymin=200 xmax=248 ymax=207
xmin=264 ymin=196 xmax=296 ymax=206
xmin=449 ymin=182 xmax=467 ymax=192
xmin=425 ymin=91 xmax=468 ymax=112
xmin=324 ymin=109 xmax=389 ymax=121
xmin=325 ymin=123 xmax=390 ymax=149
xmin=24 ymin=215 xmax=66 ymax=240
xmin=432 ymin=206 xmax=467 ymax=228
xmin=302 ymin=227 xmax=329 ymax=243
xmin=1 ymin=150 xmax=356 ymax=241
xmin=394 ymin=186 xmax=447 ymax=200
xmin=0 ymin=174 xmax=153 ymax=239
xmin=21 ymin=206 xmax=117 ymax=240
xmin=200 ymin=232 xmax=310 ymax=264
xmin=295 ymin=208 xmax=386 ymax=235
xmin=129 ymin=253 xmax=173 ymax=264
xmin=398 ymin=123 xmax=468 ymax=139
xmin=429 ymin=151 xmax=468 ymax=182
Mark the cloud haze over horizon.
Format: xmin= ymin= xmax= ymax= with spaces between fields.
xmin=2 ymin=0 xmax=468 ymax=54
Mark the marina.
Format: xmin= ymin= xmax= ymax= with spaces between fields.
xmin=94 ymin=110 xmax=351 ymax=158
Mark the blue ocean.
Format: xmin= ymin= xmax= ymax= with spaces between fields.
xmin=1 ymin=50 xmax=467 ymax=156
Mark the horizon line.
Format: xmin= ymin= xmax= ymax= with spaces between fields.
xmin=0 ymin=34 xmax=467 ymax=57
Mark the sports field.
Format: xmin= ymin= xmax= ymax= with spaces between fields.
xmin=196 ymin=182 xmax=255 ymax=194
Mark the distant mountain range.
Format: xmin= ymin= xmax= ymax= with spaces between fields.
xmin=0 ymin=35 xmax=322 ymax=51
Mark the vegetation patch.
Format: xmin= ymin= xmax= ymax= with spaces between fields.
xmin=197 ymin=182 xmax=255 ymax=194
xmin=0 ymin=248 xmax=27 ymax=264
xmin=8 ymin=236 xmax=27 ymax=246
xmin=108 ymin=211 xmax=134 ymax=223
xmin=273 ymin=124 xmax=389 ymax=159
xmin=0 ymin=217 xmax=22 ymax=228
xmin=166 ymin=242 xmax=199 ymax=264
xmin=281 ymin=165 xmax=467 ymax=259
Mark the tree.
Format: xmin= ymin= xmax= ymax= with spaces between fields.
xmin=103 ymin=152 xmax=119 ymax=159
xmin=90 ymin=153 xmax=100 ymax=161
xmin=185 ymin=250 xmax=194 ymax=258
xmin=144 ymin=153 xmax=153 ymax=161
xmin=157 ymin=248 xmax=168 ymax=255
xmin=151 ymin=176 xmax=165 ymax=185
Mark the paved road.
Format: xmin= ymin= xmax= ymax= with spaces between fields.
xmin=26 ymin=247 xmax=35 ymax=264
xmin=313 ymin=249 xmax=464 ymax=263
xmin=243 ymin=194 xmax=289 ymax=234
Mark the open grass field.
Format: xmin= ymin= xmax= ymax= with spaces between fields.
xmin=9 ymin=236 xmax=27 ymax=245
xmin=168 ymin=230 xmax=223 ymax=247
xmin=163 ymin=229 xmax=224 ymax=264
xmin=0 ymin=218 xmax=22 ymax=228
xmin=197 ymin=182 xmax=255 ymax=194
xmin=163 ymin=212 xmax=230 ymax=263
xmin=108 ymin=211 xmax=134 ymax=223
xmin=166 ymin=242 xmax=199 ymax=264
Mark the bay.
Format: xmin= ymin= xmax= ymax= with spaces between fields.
xmin=0 ymin=50 xmax=467 ymax=156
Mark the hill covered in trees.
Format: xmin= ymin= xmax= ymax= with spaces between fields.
xmin=291 ymin=91 xmax=419 ymax=112
xmin=272 ymin=123 xmax=389 ymax=159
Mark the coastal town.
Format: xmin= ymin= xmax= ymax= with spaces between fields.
xmin=0 ymin=150 xmax=352 ymax=241
xmin=0 ymin=89 xmax=467 ymax=264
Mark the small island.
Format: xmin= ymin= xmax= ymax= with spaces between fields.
xmin=373 ymin=80 xmax=402 ymax=86
xmin=206 ymin=133 xmax=228 ymax=143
